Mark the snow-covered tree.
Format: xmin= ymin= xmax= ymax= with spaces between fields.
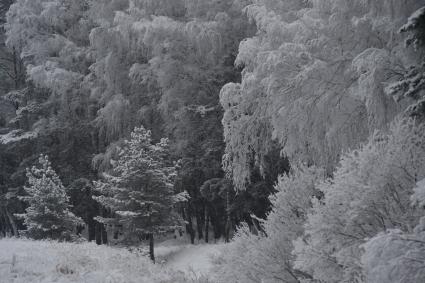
xmin=16 ymin=154 xmax=83 ymax=240
xmin=386 ymin=6 xmax=425 ymax=118
xmin=361 ymin=178 xmax=425 ymax=283
xmin=93 ymin=126 xmax=181 ymax=262
xmin=361 ymin=228 xmax=425 ymax=283
xmin=293 ymin=118 xmax=425 ymax=282
xmin=215 ymin=165 xmax=324 ymax=282
xmin=4 ymin=0 xmax=97 ymax=183
xmin=221 ymin=0 xmax=424 ymax=189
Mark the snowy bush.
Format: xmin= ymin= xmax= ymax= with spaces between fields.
xmin=294 ymin=118 xmax=425 ymax=282
xmin=214 ymin=165 xmax=324 ymax=283
xmin=361 ymin=229 xmax=425 ymax=283
xmin=361 ymin=179 xmax=425 ymax=283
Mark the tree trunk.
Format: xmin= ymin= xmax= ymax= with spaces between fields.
xmin=5 ymin=209 xmax=18 ymax=237
xmin=95 ymin=223 xmax=102 ymax=245
xmin=88 ymin=220 xmax=96 ymax=241
xmin=149 ymin=233 xmax=155 ymax=263
xmin=0 ymin=211 xmax=7 ymax=237
xmin=225 ymin=191 xmax=230 ymax=243
xmin=196 ymin=208 xmax=204 ymax=240
xmin=204 ymin=206 xmax=209 ymax=243
xmin=185 ymin=206 xmax=195 ymax=244
xmin=12 ymin=47 xmax=19 ymax=89
xmin=101 ymin=224 xmax=108 ymax=244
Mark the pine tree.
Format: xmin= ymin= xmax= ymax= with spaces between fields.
xmin=386 ymin=6 xmax=425 ymax=118
xmin=94 ymin=126 xmax=181 ymax=262
xmin=17 ymin=154 xmax=83 ymax=240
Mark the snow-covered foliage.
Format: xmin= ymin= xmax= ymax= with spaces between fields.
xmin=221 ymin=0 xmax=424 ymax=189
xmin=84 ymin=0 xmax=251 ymax=149
xmin=361 ymin=227 xmax=425 ymax=283
xmin=93 ymin=126 xmax=181 ymax=243
xmin=4 ymin=0 xmax=94 ymax=152
xmin=0 ymin=238 xmax=193 ymax=283
xmin=214 ymin=165 xmax=324 ymax=283
xmin=386 ymin=63 xmax=425 ymax=103
xmin=386 ymin=6 xmax=425 ymax=118
xmin=361 ymin=179 xmax=425 ymax=283
xmin=0 ymin=129 xmax=37 ymax=145
xmin=293 ymin=118 xmax=425 ymax=282
xmin=413 ymin=178 xmax=425 ymax=207
xmin=400 ymin=6 xmax=425 ymax=49
xmin=16 ymin=155 xmax=83 ymax=240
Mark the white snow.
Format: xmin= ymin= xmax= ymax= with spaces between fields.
xmin=0 ymin=130 xmax=37 ymax=145
xmin=164 ymin=243 xmax=223 ymax=278
xmin=412 ymin=178 xmax=425 ymax=206
xmin=400 ymin=6 xmax=425 ymax=32
xmin=0 ymin=238 xmax=184 ymax=283
xmin=0 ymin=238 xmax=225 ymax=282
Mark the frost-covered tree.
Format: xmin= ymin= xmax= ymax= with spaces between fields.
xmin=16 ymin=155 xmax=83 ymax=240
xmin=221 ymin=0 xmax=424 ymax=189
xmin=361 ymin=228 xmax=425 ymax=283
xmin=4 ymin=0 xmax=97 ymax=183
xmin=293 ymin=118 xmax=425 ymax=282
xmin=361 ymin=179 xmax=425 ymax=283
xmin=85 ymin=0 xmax=251 ymax=147
xmin=386 ymin=6 xmax=425 ymax=118
xmin=0 ymin=0 xmax=24 ymax=93
xmin=214 ymin=165 xmax=324 ymax=283
xmin=94 ymin=126 xmax=181 ymax=262
xmin=4 ymin=0 xmax=93 ymax=133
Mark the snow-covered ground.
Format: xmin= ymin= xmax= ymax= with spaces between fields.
xmin=159 ymin=241 xmax=224 ymax=279
xmin=168 ymin=245 xmax=222 ymax=275
xmin=0 ymin=238 xmax=223 ymax=283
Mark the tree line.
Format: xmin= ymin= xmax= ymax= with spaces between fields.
xmin=0 ymin=0 xmax=285 ymax=248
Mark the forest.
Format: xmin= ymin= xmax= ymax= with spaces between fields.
xmin=0 ymin=0 xmax=425 ymax=282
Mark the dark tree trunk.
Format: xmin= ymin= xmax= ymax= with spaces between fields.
xmin=225 ymin=191 xmax=231 ymax=243
xmin=149 ymin=233 xmax=155 ymax=263
xmin=76 ymin=225 xmax=84 ymax=235
xmin=5 ymin=209 xmax=18 ymax=237
xmin=196 ymin=208 xmax=204 ymax=240
xmin=188 ymin=216 xmax=195 ymax=244
xmin=12 ymin=47 xmax=18 ymax=89
xmin=225 ymin=221 xmax=230 ymax=243
xmin=88 ymin=220 xmax=96 ymax=241
xmin=0 ymin=212 xmax=6 ymax=237
xmin=185 ymin=206 xmax=195 ymax=244
xmin=208 ymin=209 xmax=220 ymax=240
xmin=101 ymin=224 xmax=108 ymax=244
xmin=204 ymin=206 xmax=209 ymax=243
xmin=95 ymin=223 xmax=102 ymax=245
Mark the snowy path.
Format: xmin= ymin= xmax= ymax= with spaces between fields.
xmin=163 ymin=243 xmax=223 ymax=278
